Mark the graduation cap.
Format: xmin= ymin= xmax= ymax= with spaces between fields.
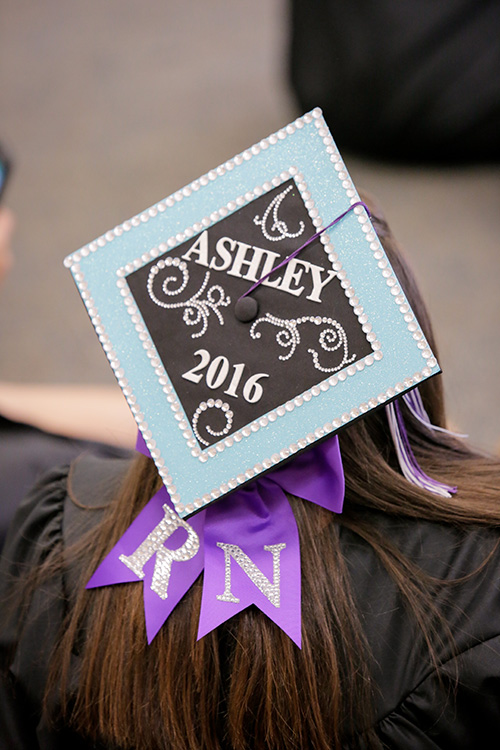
xmin=65 ymin=108 xmax=440 ymax=520
xmin=70 ymin=109 xmax=455 ymax=645
xmin=65 ymin=109 xmax=440 ymax=517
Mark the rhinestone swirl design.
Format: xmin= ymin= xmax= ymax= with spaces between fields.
xmin=192 ymin=398 xmax=234 ymax=446
xmin=147 ymin=256 xmax=230 ymax=338
xmin=250 ymin=313 xmax=356 ymax=373
xmin=253 ymin=183 xmax=305 ymax=242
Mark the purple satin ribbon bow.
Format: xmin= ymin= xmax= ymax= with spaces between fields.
xmin=87 ymin=433 xmax=344 ymax=647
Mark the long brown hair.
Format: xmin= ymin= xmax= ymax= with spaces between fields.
xmin=39 ymin=194 xmax=500 ymax=749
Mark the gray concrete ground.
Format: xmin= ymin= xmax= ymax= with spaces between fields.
xmin=1 ymin=0 xmax=499 ymax=451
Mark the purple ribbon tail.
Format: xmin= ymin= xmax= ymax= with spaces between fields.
xmin=198 ymin=480 xmax=302 ymax=647
xmin=197 ymin=436 xmax=344 ymax=647
xmin=87 ymin=485 xmax=205 ymax=643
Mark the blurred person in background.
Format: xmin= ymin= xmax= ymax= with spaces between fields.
xmin=0 ymin=205 xmax=134 ymax=549
xmin=290 ymin=0 xmax=500 ymax=162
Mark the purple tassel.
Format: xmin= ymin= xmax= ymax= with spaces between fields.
xmin=402 ymin=389 xmax=467 ymax=439
xmin=386 ymin=397 xmax=457 ymax=498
